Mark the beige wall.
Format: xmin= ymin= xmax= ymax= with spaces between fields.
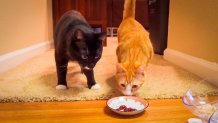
xmin=0 ymin=0 xmax=53 ymax=55
xmin=168 ymin=0 xmax=218 ymax=63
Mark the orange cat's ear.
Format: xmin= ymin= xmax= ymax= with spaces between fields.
xmin=116 ymin=63 xmax=125 ymax=73
xmin=136 ymin=65 xmax=145 ymax=75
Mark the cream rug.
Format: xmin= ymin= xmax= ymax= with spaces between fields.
xmin=0 ymin=37 xmax=217 ymax=102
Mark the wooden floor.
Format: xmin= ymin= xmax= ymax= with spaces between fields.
xmin=0 ymin=99 xmax=195 ymax=123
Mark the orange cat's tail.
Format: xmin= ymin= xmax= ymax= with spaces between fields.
xmin=123 ymin=0 xmax=136 ymax=20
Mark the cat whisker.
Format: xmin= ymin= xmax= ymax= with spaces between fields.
xmin=57 ymin=64 xmax=68 ymax=73
xmin=58 ymin=68 xmax=68 ymax=73
xmin=59 ymin=64 xmax=68 ymax=68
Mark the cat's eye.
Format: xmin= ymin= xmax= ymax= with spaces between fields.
xmin=132 ymin=85 xmax=138 ymax=88
xmin=120 ymin=84 xmax=125 ymax=88
xmin=83 ymin=48 xmax=87 ymax=51
xmin=81 ymin=55 xmax=88 ymax=59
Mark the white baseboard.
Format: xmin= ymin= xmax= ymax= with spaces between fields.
xmin=164 ymin=48 xmax=218 ymax=86
xmin=0 ymin=41 xmax=52 ymax=73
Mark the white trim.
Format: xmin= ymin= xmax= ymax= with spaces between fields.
xmin=0 ymin=41 xmax=52 ymax=73
xmin=164 ymin=48 xmax=218 ymax=85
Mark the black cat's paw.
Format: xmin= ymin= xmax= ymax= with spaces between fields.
xmin=56 ymin=85 xmax=67 ymax=90
xmin=90 ymin=83 xmax=101 ymax=90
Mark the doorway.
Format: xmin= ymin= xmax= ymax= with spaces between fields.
xmin=107 ymin=0 xmax=169 ymax=54
xmin=52 ymin=0 xmax=169 ymax=54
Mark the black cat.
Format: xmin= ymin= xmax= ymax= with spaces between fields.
xmin=54 ymin=10 xmax=106 ymax=90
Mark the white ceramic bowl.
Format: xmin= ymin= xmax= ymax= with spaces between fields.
xmin=107 ymin=96 xmax=149 ymax=115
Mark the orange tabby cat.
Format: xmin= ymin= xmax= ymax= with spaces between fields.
xmin=115 ymin=0 xmax=153 ymax=95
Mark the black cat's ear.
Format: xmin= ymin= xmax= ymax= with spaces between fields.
xmin=97 ymin=32 xmax=106 ymax=41
xmin=74 ymin=29 xmax=84 ymax=40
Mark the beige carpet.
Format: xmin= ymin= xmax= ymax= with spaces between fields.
xmin=0 ymin=37 xmax=217 ymax=102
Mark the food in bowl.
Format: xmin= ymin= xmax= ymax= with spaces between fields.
xmin=116 ymin=105 xmax=137 ymax=112
xmin=107 ymin=96 xmax=149 ymax=115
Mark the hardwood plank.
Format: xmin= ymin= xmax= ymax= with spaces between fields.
xmin=0 ymin=99 xmax=195 ymax=123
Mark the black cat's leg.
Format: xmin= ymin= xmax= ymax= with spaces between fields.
xmin=55 ymin=52 xmax=68 ymax=89
xmin=83 ymin=69 xmax=100 ymax=89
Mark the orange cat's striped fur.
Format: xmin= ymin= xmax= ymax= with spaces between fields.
xmin=115 ymin=0 xmax=153 ymax=95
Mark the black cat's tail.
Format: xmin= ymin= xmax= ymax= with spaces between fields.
xmin=123 ymin=0 xmax=136 ymax=20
